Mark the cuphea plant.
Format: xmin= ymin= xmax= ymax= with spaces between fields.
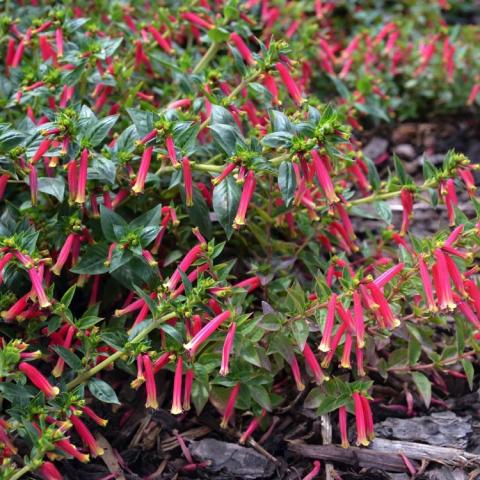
xmin=0 ymin=1 xmax=479 ymax=479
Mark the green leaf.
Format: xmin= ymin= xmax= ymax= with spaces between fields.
xmin=88 ymin=378 xmax=120 ymax=404
xmin=85 ymin=115 xmax=119 ymax=147
xmin=71 ymin=243 xmax=109 ymax=275
xmin=455 ymin=317 xmax=465 ymax=355
xmin=100 ymin=206 xmax=127 ymax=242
xmin=213 ymin=176 xmax=241 ymax=239
xmin=60 ymin=285 xmax=76 ymax=308
xmin=76 ymin=315 xmax=104 ymax=330
xmin=278 ymin=161 xmax=296 ymax=208
xmin=408 ymin=335 xmax=421 ymax=365
xmin=393 ymin=154 xmax=408 ymax=184
xmin=209 ymin=124 xmax=245 ymax=156
xmin=374 ymin=201 xmax=392 ymax=225
xmin=184 ymin=188 xmax=212 ymax=239
xmin=412 ymin=371 xmax=431 ymax=408
xmin=262 ymin=131 xmax=294 ymax=148
xmin=191 ymin=378 xmax=210 ymax=415
xmin=126 ymin=108 xmax=156 ymax=138
xmin=37 ymin=177 xmax=65 ymax=202
xmin=248 ymin=384 xmax=272 ymax=411
xmin=461 ymin=359 xmax=474 ymax=390
xmin=51 ymin=346 xmax=82 ymax=371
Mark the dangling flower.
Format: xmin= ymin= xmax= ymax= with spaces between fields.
xmin=184 ymin=310 xmax=231 ymax=355
xmin=239 ymin=410 xmax=266 ymax=444
xmin=183 ymin=369 xmax=194 ymax=411
xmin=440 ymin=179 xmax=458 ymax=226
xmin=181 ymin=12 xmax=214 ymax=30
xmin=339 ymin=406 xmax=349 ymax=448
xmin=52 ymin=326 xmax=76 ymax=377
xmin=340 ymin=334 xmax=353 ymax=369
xmin=139 ymin=129 xmax=157 ymax=144
xmin=55 ymin=438 xmax=89 ymax=463
xmin=444 ymin=253 xmax=466 ymax=297
xmin=302 ymin=343 xmax=327 ymax=384
xmin=182 ymin=156 xmax=193 ymax=207
xmin=275 ymin=62 xmax=303 ymax=105
xmin=319 ymin=294 xmax=337 ymax=352
xmin=132 ymin=146 xmax=153 ymax=194
xmin=171 ymin=356 xmax=183 ymax=415
xmin=353 ymin=392 xmax=369 ymax=446
xmin=167 ymin=243 xmax=204 ymax=291
xmin=220 ymin=322 xmax=236 ymax=376
xmin=230 ymin=33 xmax=255 ymax=65
xmin=31 ymin=139 xmax=52 ymax=164
xmin=361 ymin=395 xmax=374 ymax=441
xmin=353 ymin=291 xmax=365 ymax=348
xmin=51 ymin=234 xmax=76 ymax=275
xmin=82 ymin=406 xmax=108 ymax=427
xmin=75 ymin=149 xmax=89 ymax=204
xmin=69 ymin=414 xmax=104 ymax=457
xmin=28 ymin=267 xmax=51 ymax=308
xmin=418 ymin=255 xmax=437 ymax=312
xmin=221 ymin=383 xmax=240 ymax=428
xmin=233 ymin=170 xmax=256 ymax=229
xmin=212 ymin=163 xmax=236 ymax=186
xmin=433 ymin=249 xmax=456 ymax=310
xmin=37 ymin=461 xmax=63 ymax=480
xmin=400 ymin=188 xmax=414 ymax=235
xmin=143 ymin=354 xmax=158 ymax=409
xmin=458 ymin=168 xmax=476 ymax=197
xmin=290 ymin=354 xmax=305 ymax=391
xmin=365 ymin=282 xmax=399 ymax=328
xmin=19 ymin=362 xmax=59 ymax=398
xmin=262 ymin=73 xmax=279 ymax=104
xmin=356 ymin=343 xmax=365 ymax=377
xmin=311 ymin=150 xmax=339 ymax=205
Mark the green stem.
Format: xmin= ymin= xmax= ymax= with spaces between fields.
xmin=192 ymin=42 xmax=220 ymax=74
xmin=9 ymin=465 xmax=32 ymax=480
xmin=66 ymin=311 xmax=177 ymax=390
xmin=226 ymin=71 xmax=261 ymax=101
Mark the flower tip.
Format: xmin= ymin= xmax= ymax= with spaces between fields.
xmin=51 ymin=386 xmax=60 ymax=397
xmin=341 ymin=440 xmax=350 ymax=449
xmin=145 ymin=400 xmax=159 ymax=410
xmin=171 ymin=406 xmax=183 ymax=415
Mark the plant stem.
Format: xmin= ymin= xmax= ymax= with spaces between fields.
xmin=66 ymin=311 xmax=177 ymax=390
xmin=192 ymin=42 xmax=220 ymax=74
xmin=9 ymin=465 xmax=32 ymax=480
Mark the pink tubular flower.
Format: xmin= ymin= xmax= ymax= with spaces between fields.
xmin=181 ymin=12 xmax=214 ymax=30
xmin=132 ymin=146 xmax=153 ymax=194
xmin=311 ymin=150 xmax=339 ymax=205
xmin=444 ymin=253 xmax=466 ymax=297
xmin=148 ymin=25 xmax=173 ymax=54
xmin=167 ymin=243 xmax=204 ymax=291
xmin=140 ymin=129 xmax=157 ymax=144
xmin=31 ymin=138 xmax=52 ymax=164
xmin=184 ymin=310 xmax=231 ymax=355
xmin=230 ymin=33 xmax=255 ymax=65
xmin=361 ymin=395 xmax=374 ymax=441
xmin=418 ymin=254 xmax=437 ymax=312
xmin=302 ymin=460 xmax=321 ymax=480
xmin=55 ymin=28 xmax=64 ymax=58
xmin=366 ymin=282 xmax=399 ymax=329
xmin=400 ymin=188 xmax=413 ymax=235
xmin=183 ymin=369 xmax=194 ymax=411
xmin=239 ymin=410 xmax=266 ymax=444
xmin=0 ymin=422 xmax=17 ymax=454
xmin=69 ymin=415 xmax=104 ymax=457
xmin=220 ymin=322 xmax=236 ymax=376
xmin=212 ymin=162 xmax=236 ymax=186
xmin=152 ymin=351 xmax=171 ymax=375
xmin=166 ymin=135 xmax=179 ymax=167
xmin=233 ymin=170 xmax=256 ymax=229
xmin=28 ymin=267 xmax=51 ymax=308
xmin=290 ymin=354 xmax=305 ymax=391
xmin=37 ymin=461 xmax=63 ymax=480
xmin=221 ymin=383 xmax=241 ymax=428
xmin=19 ymin=362 xmax=59 ymax=398
xmin=0 ymin=174 xmax=9 ymax=200
xmin=51 ymin=234 xmax=76 ymax=275
xmin=11 ymin=40 xmax=25 ymax=68
xmin=340 ymin=333 xmax=352 ymax=369
xmin=56 ymin=438 xmax=90 ymax=463
xmin=182 ymin=157 xmax=193 ymax=206
xmin=275 ymin=62 xmax=303 ymax=104
xmin=373 ymin=263 xmax=404 ymax=289
xmin=52 ymin=326 xmax=76 ymax=377
xmin=75 ymin=149 xmax=89 ymax=204
xmin=353 ymin=392 xmax=369 ymax=446
xmin=143 ymin=354 xmax=158 ymax=409
xmin=82 ymin=406 xmax=108 ymax=426
xmin=458 ymin=168 xmax=476 ymax=197
xmin=464 ymin=280 xmax=480 ymax=316
xmin=319 ymin=293 xmax=337 ymax=352
xmin=339 ymin=406 xmax=349 ymax=448
xmin=353 ymin=291 xmax=365 ymax=348
xmin=233 ymin=276 xmax=261 ymax=293
xmin=0 ymin=252 xmax=13 ymax=284
xmin=262 ymin=73 xmax=279 ymax=104
xmin=302 ymin=343 xmax=326 ymax=384
xmin=171 ymin=356 xmax=183 ymax=415
xmin=433 ymin=249 xmax=456 ymax=310
xmin=467 ymin=84 xmax=480 ymax=105
xmin=440 ymin=179 xmax=458 ymax=226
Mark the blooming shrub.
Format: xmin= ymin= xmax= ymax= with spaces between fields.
xmin=0 ymin=1 xmax=479 ymax=478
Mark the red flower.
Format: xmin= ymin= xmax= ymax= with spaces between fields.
xmin=75 ymin=149 xmax=89 ymax=204
xmin=183 ymin=369 xmax=194 ymax=411
xmin=275 ymin=62 xmax=303 ymax=105
xmin=353 ymin=392 xmax=369 ymax=446
xmin=171 ymin=356 xmax=183 ymax=415
xmin=19 ymin=362 xmax=59 ymax=398
xmin=184 ymin=310 xmax=231 ymax=355
xmin=220 ymin=322 xmax=236 ymax=376
xmin=302 ymin=343 xmax=327 ymax=384
xmin=221 ymin=383 xmax=240 ymax=428
xmin=69 ymin=414 xmax=104 ymax=457
xmin=51 ymin=234 xmax=76 ymax=275
xmin=182 ymin=156 xmax=193 ymax=207
xmin=319 ymin=293 xmax=337 ymax=352
xmin=143 ymin=354 xmax=158 ymax=409
xmin=311 ymin=150 xmax=339 ymax=205
xmin=233 ymin=170 xmax=256 ymax=229
xmin=339 ymin=406 xmax=349 ymax=448
xmin=37 ymin=461 xmax=63 ymax=480
xmin=132 ymin=146 xmax=153 ymax=194
xmin=239 ymin=410 xmax=266 ymax=444
xmin=230 ymin=33 xmax=255 ymax=65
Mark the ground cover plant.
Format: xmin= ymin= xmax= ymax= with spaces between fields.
xmin=0 ymin=1 xmax=479 ymax=479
